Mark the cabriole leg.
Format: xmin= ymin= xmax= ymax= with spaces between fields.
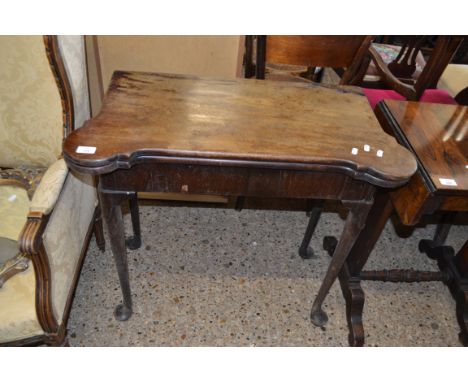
xmin=310 ymin=200 xmax=372 ymax=327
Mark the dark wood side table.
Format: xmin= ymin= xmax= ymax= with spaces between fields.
xmin=62 ymin=71 xmax=416 ymax=337
xmin=341 ymin=100 xmax=468 ymax=346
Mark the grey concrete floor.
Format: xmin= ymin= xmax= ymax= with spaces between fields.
xmin=67 ymin=203 xmax=466 ymax=346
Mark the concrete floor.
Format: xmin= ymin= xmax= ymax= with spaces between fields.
xmin=67 ymin=203 xmax=466 ymax=346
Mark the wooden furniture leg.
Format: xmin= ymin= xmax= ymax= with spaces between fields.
xmin=93 ymin=205 xmax=106 ymax=252
xmin=310 ymin=198 xmax=373 ymax=327
xmin=455 ymin=241 xmax=468 ymax=345
xmin=244 ymin=36 xmax=255 ymax=78
xmin=99 ymin=189 xmax=133 ymax=321
xmin=330 ymin=191 xmax=393 ymax=346
xmin=298 ymin=200 xmax=324 ymax=259
xmin=420 ymin=240 xmax=468 ymax=346
xmin=126 ymin=192 xmax=142 ymax=250
xmin=255 ymin=36 xmax=266 ymax=79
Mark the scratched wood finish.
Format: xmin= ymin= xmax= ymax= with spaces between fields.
xmin=384 ymin=100 xmax=467 ymax=195
xmin=63 ymin=71 xmax=416 ymax=187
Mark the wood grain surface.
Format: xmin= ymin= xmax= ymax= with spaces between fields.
xmin=63 ymin=71 xmax=416 ymax=186
xmin=384 ymin=100 xmax=467 ymax=195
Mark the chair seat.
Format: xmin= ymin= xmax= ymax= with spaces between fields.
xmin=0 ymin=242 xmax=42 ymax=343
xmin=363 ymin=88 xmax=458 ymax=109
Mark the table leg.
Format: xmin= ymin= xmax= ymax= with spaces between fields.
xmin=126 ymin=192 xmax=142 ymax=250
xmin=337 ymin=191 xmax=393 ymax=346
xmin=298 ymin=200 xmax=324 ymax=259
xmin=421 ymin=240 xmax=468 ymax=346
xmin=99 ymin=190 xmax=133 ymax=321
xmin=310 ymin=199 xmax=373 ymax=327
xmin=455 ymin=241 xmax=468 ymax=345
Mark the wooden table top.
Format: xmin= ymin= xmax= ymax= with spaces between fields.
xmin=63 ymin=71 xmax=416 ymax=187
xmin=383 ymin=100 xmax=467 ymax=195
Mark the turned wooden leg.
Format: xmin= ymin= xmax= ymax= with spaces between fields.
xmin=99 ymin=190 xmax=133 ymax=321
xmin=298 ymin=200 xmax=324 ymax=259
xmin=93 ymin=205 xmax=106 ymax=252
xmin=310 ymin=199 xmax=373 ymax=328
xmin=126 ymin=192 xmax=142 ymax=250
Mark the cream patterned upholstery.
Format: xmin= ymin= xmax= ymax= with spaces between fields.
xmin=0 ymin=35 xmax=97 ymax=345
xmin=0 ymin=186 xmax=29 ymax=241
xmin=0 ymin=36 xmax=63 ymax=168
xmin=30 ymin=159 xmax=69 ymax=215
xmin=0 ymin=265 xmax=43 ymax=342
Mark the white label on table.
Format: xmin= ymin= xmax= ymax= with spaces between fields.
xmin=351 ymin=148 xmax=359 ymax=155
xmin=439 ymin=178 xmax=457 ymax=186
xmin=76 ymin=146 xmax=96 ymax=154
xmin=364 ymin=144 xmax=370 ymax=152
xmin=376 ymin=150 xmax=384 ymax=157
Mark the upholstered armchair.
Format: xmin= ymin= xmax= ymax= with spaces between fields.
xmin=0 ymin=36 xmax=104 ymax=346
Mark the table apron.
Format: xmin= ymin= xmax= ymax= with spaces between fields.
xmin=98 ymin=163 xmax=373 ymax=201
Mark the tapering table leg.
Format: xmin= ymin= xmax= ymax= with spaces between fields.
xmin=99 ymin=189 xmax=133 ymax=321
xmin=310 ymin=199 xmax=373 ymax=327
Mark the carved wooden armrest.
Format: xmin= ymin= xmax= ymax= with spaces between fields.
xmin=0 ymin=237 xmax=29 ymax=288
xmin=368 ymin=44 xmax=417 ymax=100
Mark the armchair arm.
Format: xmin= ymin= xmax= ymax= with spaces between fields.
xmin=368 ymin=44 xmax=417 ymax=100
xmin=29 ymin=159 xmax=68 ymax=215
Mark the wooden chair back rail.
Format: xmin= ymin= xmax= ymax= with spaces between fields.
xmin=369 ymin=36 xmax=464 ymax=101
xmin=254 ymin=35 xmax=373 ymax=85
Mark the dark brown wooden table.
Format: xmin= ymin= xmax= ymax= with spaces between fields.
xmin=343 ymin=100 xmax=468 ymax=346
xmin=62 ymin=71 xmax=416 ymax=337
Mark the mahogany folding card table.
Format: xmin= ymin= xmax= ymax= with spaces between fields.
xmin=63 ymin=71 xmax=416 ymax=339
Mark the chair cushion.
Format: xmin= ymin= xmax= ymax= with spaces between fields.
xmin=0 ymin=263 xmax=43 ymax=343
xmin=365 ymin=43 xmax=426 ymax=81
xmin=363 ymin=88 xmax=458 ymax=110
xmin=0 ymin=185 xmax=30 ymax=241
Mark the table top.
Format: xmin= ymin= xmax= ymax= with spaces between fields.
xmin=382 ymin=100 xmax=467 ymax=195
xmin=63 ymin=71 xmax=416 ymax=187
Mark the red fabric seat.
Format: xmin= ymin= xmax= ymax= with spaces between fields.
xmin=363 ymin=88 xmax=457 ymax=109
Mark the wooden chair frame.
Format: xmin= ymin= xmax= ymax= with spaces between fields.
xmin=1 ymin=36 xmax=105 ymax=347
xmin=368 ymin=36 xmax=464 ymax=101
xmin=245 ymin=35 xmax=374 ymax=86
